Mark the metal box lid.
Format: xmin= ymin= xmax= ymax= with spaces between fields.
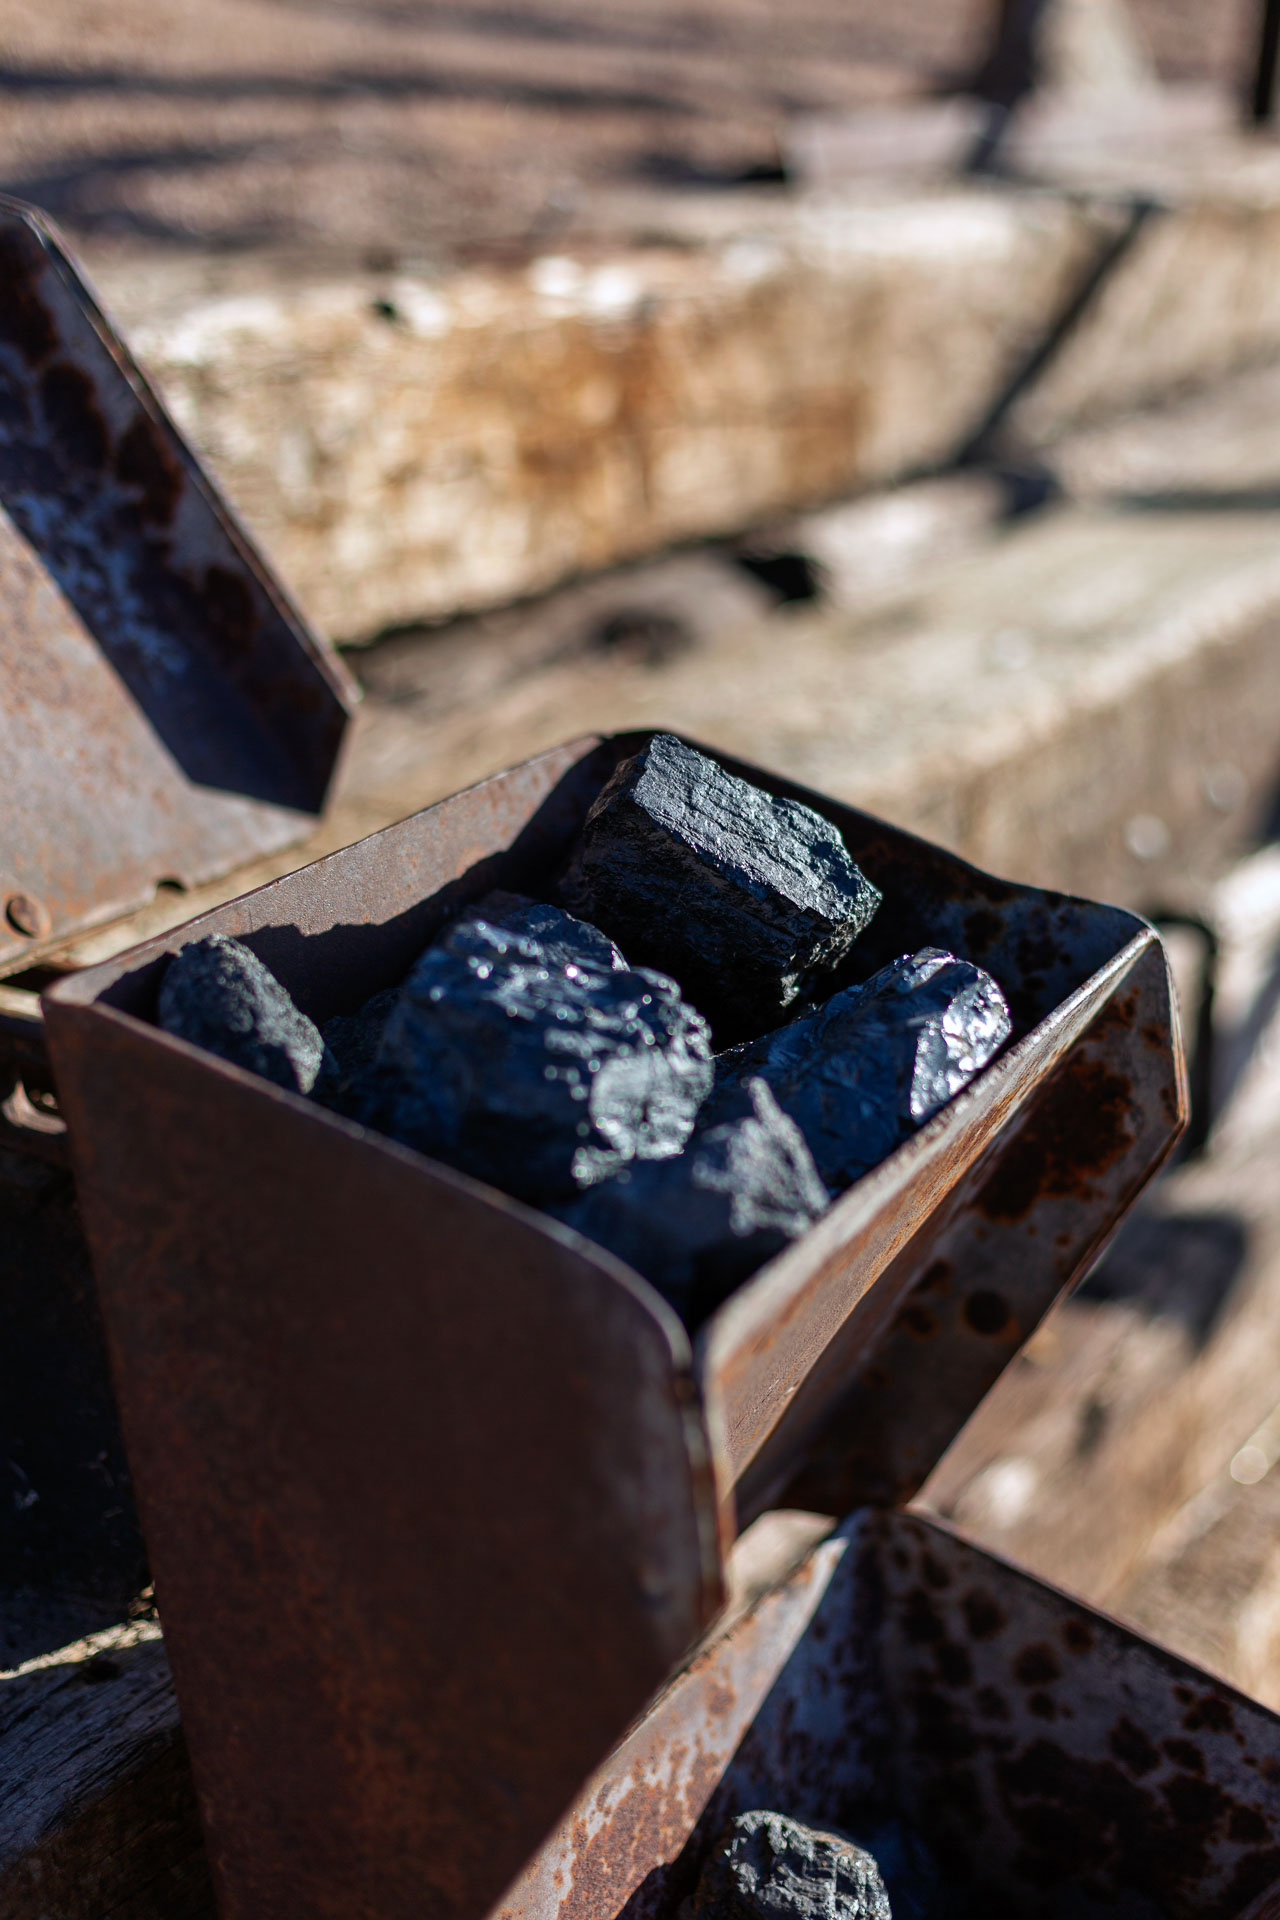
xmin=0 ymin=197 xmax=355 ymax=972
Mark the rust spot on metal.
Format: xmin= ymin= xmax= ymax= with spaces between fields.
xmin=40 ymin=360 xmax=109 ymax=469
xmin=115 ymin=413 xmax=183 ymax=526
xmin=1014 ymin=1644 xmax=1062 ymax=1688
xmin=962 ymin=1589 xmax=1007 ymax=1641
xmin=973 ymin=1055 xmax=1135 ymax=1222
xmin=976 ymin=1684 xmax=1011 ymax=1720
xmin=1027 ymin=1689 xmax=1057 ymax=1720
xmin=894 ymin=1300 xmax=939 ymax=1340
xmin=1164 ymin=1736 xmax=1208 ymax=1775
xmin=1231 ymin=1804 xmax=1271 ymax=1844
xmin=1061 ymin=1618 xmax=1095 ymax=1656
xmin=963 ymin=1289 xmax=1013 ymax=1337
xmin=901 ymin=1587 xmax=946 ymax=1645
xmin=1184 ymin=1693 xmax=1238 ymax=1735
xmin=918 ymin=1258 xmax=953 ymax=1296
xmin=1111 ymin=1718 xmax=1161 ymax=1776
xmin=936 ymin=1641 xmax=974 ymax=1687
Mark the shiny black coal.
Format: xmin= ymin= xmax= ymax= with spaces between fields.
xmin=692 ymin=1812 xmax=892 ymax=1920
xmin=710 ymin=949 xmax=1011 ymax=1193
xmin=350 ymin=899 xmax=713 ymax=1204
xmin=564 ymin=733 xmax=881 ymax=1042
xmin=552 ymin=1077 xmax=828 ymax=1323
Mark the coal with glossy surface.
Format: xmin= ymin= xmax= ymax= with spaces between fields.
xmin=552 ymin=1078 xmax=828 ymax=1324
xmin=692 ymin=1811 xmax=891 ymax=1920
xmin=713 ymin=949 xmax=1011 ymax=1193
xmin=158 ymin=935 xmax=325 ymax=1095
xmin=563 ymin=734 xmax=881 ymax=1042
xmin=354 ymin=906 xmax=713 ymax=1203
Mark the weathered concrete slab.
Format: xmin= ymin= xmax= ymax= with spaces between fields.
xmin=333 ymin=500 xmax=1280 ymax=912
xmin=1011 ymin=161 xmax=1280 ymax=441
xmin=95 ymin=190 xmax=1101 ymax=640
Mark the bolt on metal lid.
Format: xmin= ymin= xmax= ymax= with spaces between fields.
xmin=0 ymin=197 xmax=356 ymax=972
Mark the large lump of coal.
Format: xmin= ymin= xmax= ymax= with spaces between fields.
xmin=692 ymin=1811 xmax=892 ymax=1920
xmin=552 ymin=1078 xmax=828 ymax=1323
xmin=564 ymin=734 xmax=881 ymax=1041
xmin=713 ymin=948 xmax=1011 ymax=1193
xmin=158 ymin=935 xmax=325 ymax=1095
xmin=313 ymin=892 xmax=626 ymax=1120
xmin=353 ymin=901 xmax=713 ymax=1204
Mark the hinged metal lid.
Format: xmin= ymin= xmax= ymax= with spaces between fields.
xmin=0 ymin=197 xmax=356 ymax=971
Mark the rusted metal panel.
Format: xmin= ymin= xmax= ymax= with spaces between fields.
xmin=0 ymin=198 xmax=355 ymax=973
xmin=44 ymin=731 xmax=1184 ymax=1920
xmin=45 ymin=1015 xmax=721 ymax=1920
xmin=501 ymin=1510 xmax=1280 ymax=1920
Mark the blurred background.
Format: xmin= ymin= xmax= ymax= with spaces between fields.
xmin=8 ymin=0 xmax=1280 ymax=1784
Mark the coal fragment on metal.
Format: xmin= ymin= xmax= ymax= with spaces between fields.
xmin=552 ymin=1078 xmax=828 ymax=1324
xmin=692 ymin=1811 xmax=892 ymax=1920
xmin=713 ymin=948 xmax=1011 ymax=1193
xmin=563 ymin=734 xmax=881 ymax=1042
xmin=353 ymin=906 xmax=713 ymax=1204
xmin=158 ymin=935 xmax=325 ymax=1095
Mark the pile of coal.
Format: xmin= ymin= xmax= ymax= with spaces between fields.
xmin=552 ymin=1078 xmax=829 ymax=1323
xmin=564 ymin=733 xmax=881 ymax=1043
xmin=708 ymin=949 xmax=1011 ymax=1193
xmin=346 ymin=899 xmax=713 ymax=1204
xmin=154 ymin=742 xmax=1014 ymax=1322
xmin=691 ymin=1811 xmax=892 ymax=1920
xmin=157 ymin=934 xmax=325 ymax=1095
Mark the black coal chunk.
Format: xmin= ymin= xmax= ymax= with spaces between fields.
xmin=314 ymin=986 xmax=403 ymax=1117
xmin=158 ymin=934 xmax=325 ymax=1095
xmin=471 ymin=889 xmax=628 ymax=972
xmin=552 ymin=1078 xmax=828 ymax=1323
xmin=563 ymin=734 xmax=881 ymax=1042
xmin=314 ymin=895 xmax=625 ymax=1119
xmin=712 ymin=948 xmax=1011 ymax=1193
xmin=692 ymin=1811 xmax=892 ymax=1920
xmin=352 ymin=904 xmax=713 ymax=1204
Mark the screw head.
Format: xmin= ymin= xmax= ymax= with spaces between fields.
xmin=5 ymin=893 xmax=50 ymax=939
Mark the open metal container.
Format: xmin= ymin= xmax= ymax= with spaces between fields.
xmin=42 ymin=730 xmax=1184 ymax=1920
xmin=503 ymin=1508 xmax=1280 ymax=1920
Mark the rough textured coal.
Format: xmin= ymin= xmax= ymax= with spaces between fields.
xmin=158 ymin=934 xmax=325 ymax=1095
xmin=353 ymin=905 xmax=713 ymax=1204
xmin=692 ymin=1811 xmax=892 ymax=1920
xmin=472 ymin=889 xmax=627 ymax=972
xmin=552 ymin=1077 xmax=828 ymax=1323
xmin=314 ymin=896 xmax=624 ymax=1119
xmin=712 ymin=948 xmax=1011 ymax=1193
xmin=314 ymin=986 xmax=403 ymax=1117
xmin=563 ymin=734 xmax=881 ymax=1042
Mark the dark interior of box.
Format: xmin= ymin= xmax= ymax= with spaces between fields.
xmin=625 ymin=1510 xmax=1280 ymax=1920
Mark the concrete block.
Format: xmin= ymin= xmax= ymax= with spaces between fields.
xmin=97 ymin=190 xmax=1099 ymax=640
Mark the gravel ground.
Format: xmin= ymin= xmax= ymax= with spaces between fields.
xmin=0 ymin=0 xmax=1258 ymax=268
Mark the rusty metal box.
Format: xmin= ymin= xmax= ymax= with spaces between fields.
xmin=503 ymin=1508 xmax=1280 ymax=1920
xmin=42 ymin=730 xmax=1184 ymax=1920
